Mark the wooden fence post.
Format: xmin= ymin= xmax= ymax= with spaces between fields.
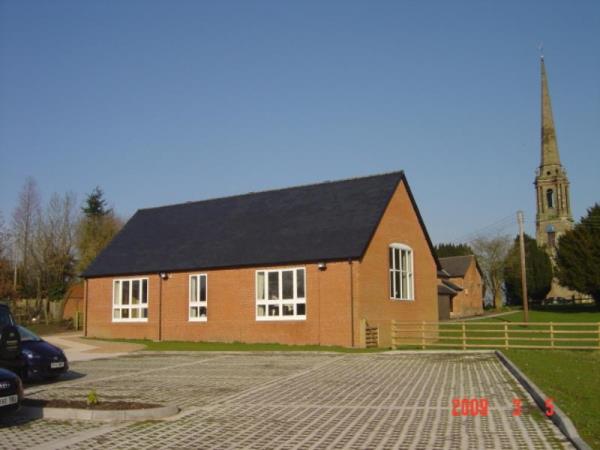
xmin=504 ymin=323 xmax=508 ymax=349
xmin=391 ymin=320 xmax=397 ymax=350
xmin=462 ymin=322 xmax=466 ymax=350
xmin=421 ymin=321 xmax=425 ymax=350
xmin=359 ymin=318 xmax=367 ymax=348
xmin=597 ymin=322 xmax=600 ymax=350
xmin=550 ymin=322 xmax=554 ymax=348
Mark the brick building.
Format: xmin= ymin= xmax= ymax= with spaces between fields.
xmin=83 ymin=171 xmax=440 ymax=348
xmin=438 ymin=255 xmax=484 ymax=318
xmin=437 ymin=269 xmax=462 ymax=321
xmin=62 ymin=282 xmax=84 ymax=321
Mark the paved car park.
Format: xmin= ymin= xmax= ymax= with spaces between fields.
xmin=0 ymin=351 xmax=573 ymax=449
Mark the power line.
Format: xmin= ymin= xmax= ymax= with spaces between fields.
xmin=450 ymin=213 xmax=518 ymax=243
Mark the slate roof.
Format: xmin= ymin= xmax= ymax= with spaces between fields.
xmin=438 ymin=255 xmax=475 ymax=278
xmin=83 ymin=171 xmax=439 ymax=278
xmin=437 ymin=273 xmax=463 ymax=296
xmin=441 ymin=279 xmax=463 ymax=292
xmin=438 ymin=283 xmax=458 ymax=296
xmin=437 ymin=269 xmax=451 ymax=279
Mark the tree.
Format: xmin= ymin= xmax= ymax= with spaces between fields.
xmin=82 ymin=186 xmax=112 ymax=217
xmin=31 ymin=192 xmax=78 ymax=321
xmin=471 ymin=234 xmax=512 ymax=310
xmin=0 ymin=212 xmax=16 ymax=300
xmin=76 ymin=187 xmax=122 ymax=274
xmin=556 ymin=204 xmax=600 ymax=306
xmin=435 ymin=242 xmax=474 ymax=258
xmin=504 ymin=234 xmax=553 ymax=305
xmin=0 ymin=212 xmax=7 ymax=260
xmin=11 ymin=177 xmax=41 ymax=298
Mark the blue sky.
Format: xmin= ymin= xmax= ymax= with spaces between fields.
xmin=1 ymin=1 xmax=598 ymax=243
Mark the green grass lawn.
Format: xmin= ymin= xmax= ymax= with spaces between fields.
xmin=397 ymin=307 xmax=600 ymax=350
xmin=499 ymin=307 xmax=600 ymax=449
xmin=504 ymin=349 xmax=600 ymax=450
xmin=486 ymin=305 xmax=600 ymax=323
xmin=95 ymin=338 xmax=383 ymax=353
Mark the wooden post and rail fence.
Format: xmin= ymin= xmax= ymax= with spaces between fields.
xmin=390 ymin=320 xmax=600 ymax=350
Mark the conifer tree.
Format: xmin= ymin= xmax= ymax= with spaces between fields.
xmin=434 ymin=243 xmax=473 ymax=258
xmin=556 ymin=204 xmax=600 ymax=306
xmin=76 ymin=187 xmax=121 ymax=274
xmin=504 ymin=234 xmax=553 ymax=305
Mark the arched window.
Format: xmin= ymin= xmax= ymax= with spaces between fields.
xmin=389 ymin=244 xmax=414 ymax=300
xmin=546 ymin=189 xmax=554 ymax=209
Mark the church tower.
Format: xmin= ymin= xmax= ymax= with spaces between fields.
xmin=534 ymin=56 xmax=573 ymax=254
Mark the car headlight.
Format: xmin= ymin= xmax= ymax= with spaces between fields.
xmin=22 ymin=349 xmax=41 ymax=359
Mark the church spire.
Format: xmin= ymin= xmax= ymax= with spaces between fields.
xmin=540 ymin=56 xmax=562 ymax=168
xmin=535 ymin=54 xmax=573 ymax=250
xmin=534 ymin=54 xmax=577 ymax=301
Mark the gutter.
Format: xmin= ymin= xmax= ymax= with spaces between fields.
xmin=84 ymin=279 xmax=88 ymax=337
xmin=349 ymin=259 xmax=355 ymax=347
xmin=158 ymin=275 xmax=163 ymax=341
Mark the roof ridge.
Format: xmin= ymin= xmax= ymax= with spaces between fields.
xmin=138 ymin=170 xmax=404 ymax=212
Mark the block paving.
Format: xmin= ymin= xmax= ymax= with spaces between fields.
xmin=0 ymin=352 xmax=574 ymax=449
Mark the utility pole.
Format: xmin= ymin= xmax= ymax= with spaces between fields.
xmin=517 ymin=211 xmax=529 ymax=322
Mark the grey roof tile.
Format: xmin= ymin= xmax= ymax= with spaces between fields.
xmin=83 ymin=171 xmax=439 ymax=277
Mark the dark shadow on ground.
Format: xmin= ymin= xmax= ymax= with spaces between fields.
xmin=0 ymin=408 xmax=40 ymax=428
xmin=24 ymin=369 xmax=86 ymax=387
xmin=531 ymin=304 xmax=599 ymax=313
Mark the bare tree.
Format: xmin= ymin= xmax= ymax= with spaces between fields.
xmin=11 ymin=177 xmax=41 ymax=298
xmin=0 ymin=212 xmax=16 ymax=300
xmin=0 ymin=212 xmax=6 ymax=258
xmin=471 ymin=234 xmax=512 ymax=310
xmin=31 ymin=192 xmax=78 ymax=321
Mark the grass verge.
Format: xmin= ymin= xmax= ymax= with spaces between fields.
xmin=396 ymin=308 xmax=600 ymax=349
xmin=90 ymin=338 xmax=383 ymax=353
xmin=504 ymin=349 xmax=600 ymax=450
xmin=485 ymin=306 xmax=600 ymax=324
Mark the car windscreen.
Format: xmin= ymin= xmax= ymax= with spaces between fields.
xmin=0 ymin=308 xmax=14 ymax=327
xmin=18 ymin=326 xmax=42 ymax=342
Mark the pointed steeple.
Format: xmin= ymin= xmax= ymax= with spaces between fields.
xmin=540 ymin=56 xmax=562 ymax=168
xmin=534 ymin=54 xmax=577 ymax=301
xmin=535 ymin=54 xmax=573 ymax=249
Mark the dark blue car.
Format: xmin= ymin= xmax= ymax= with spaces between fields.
xmin=0 ymin=368 xmax=23 ymax=414
xmin=18 ymin=326 xmax=69 ymax=380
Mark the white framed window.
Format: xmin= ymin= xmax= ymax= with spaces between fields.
xmin=189 ymin=274 xmax=207 ymax=321
xmin=112 ymin=278 xmax=148 ymax=322
xmin=389 ymin=244 xmax=414 ymax=300
xmin=256 ymin=268 xmax=306 ymax=321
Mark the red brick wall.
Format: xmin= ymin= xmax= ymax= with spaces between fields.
xmin=63 ymin=283 xmax=84 ymax=320
xmin=85 ymin=179 xmax=438 ymax=348
xmin=86 ymin=261 xmax=353 ymax=346
xmin=87 ymin=276 xmax=161 ymax=340
xmin=355 ymin=180 xmax=438 ymax=346
xmin=449 ymin=260 xmax=484 ymax=318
